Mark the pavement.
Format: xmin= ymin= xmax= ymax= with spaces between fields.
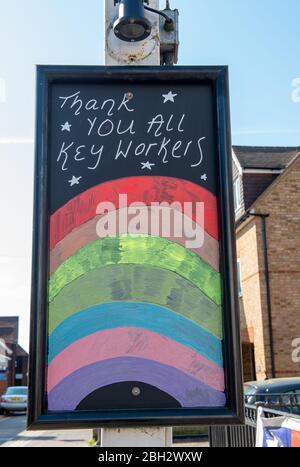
xmin=0 ymin=414 xmax=27 ymax=445
xmin=0 ymin=414 xmax=209 ymax=447
xmin=0 ymin=415 xmax=91 ymax=447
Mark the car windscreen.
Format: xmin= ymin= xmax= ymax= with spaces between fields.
xmin=5 ymin=387 xmax=28 ymax=395
xmin=244 ymin=385 xmax=257 ymax=396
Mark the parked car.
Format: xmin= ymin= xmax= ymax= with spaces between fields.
xmin=244 ymin=378 xmax=300 ymax=414
xmin=0 ymin=386 xmax=28 ymax=414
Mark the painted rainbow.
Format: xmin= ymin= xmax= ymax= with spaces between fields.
xmin=47 ymin=176 xmax=225 ymax=411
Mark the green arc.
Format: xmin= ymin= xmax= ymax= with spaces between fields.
xmin=49 ymin=235 xmax=222 ymax=305
xmin=48 ymin=264 xmax=223 ymax=338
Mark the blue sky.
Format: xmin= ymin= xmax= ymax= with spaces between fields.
xmin=0 ymin=0 xmax=299 ymax=350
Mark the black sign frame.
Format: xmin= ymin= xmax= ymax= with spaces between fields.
xmin=28 ymin=66 xmax=244 ymax=430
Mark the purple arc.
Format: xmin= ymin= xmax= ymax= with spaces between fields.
xmin=47 ymin=357 xmax=227 ymax=411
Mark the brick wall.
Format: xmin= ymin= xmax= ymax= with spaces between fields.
xmin=253 ymin=156 xmax=300 ymax=378
xmin=0 ymin=380 xmax=7 ymax=396
xmin=237 ymin=156 xmax=300 ymax=381
xmin=236 ymin=219 xmax=268 ymax=380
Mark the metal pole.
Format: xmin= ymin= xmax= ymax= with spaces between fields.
xmin=260 ymin=215 xmax=276 ymax=378
xmin=100 ymin=0 xmax=172 ymax=447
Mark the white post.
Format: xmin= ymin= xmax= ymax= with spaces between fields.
xmin=101 ymin=0 xmax=172 ymax=447
xmin=101 ymin=426 xmax=173 ymax=448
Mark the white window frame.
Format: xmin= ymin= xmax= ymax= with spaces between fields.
xmin=233 ymin=177 xmax=242 ymax=212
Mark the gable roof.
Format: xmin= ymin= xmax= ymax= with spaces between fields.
xmin=233 ymin=146 xmax=300 ymax=170
xmin=243 ymin=173 xmax=278 ymax=210
xmin=236 ymin=153 xmax=300 ymax=230
xmin=251 ymin=152 xmax=300 ymax=209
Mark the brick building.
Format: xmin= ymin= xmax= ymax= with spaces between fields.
xmin=0 ymin=317 xmax=28 ymax=395
xmin=232 ymin=146 xmax=300 ymax=382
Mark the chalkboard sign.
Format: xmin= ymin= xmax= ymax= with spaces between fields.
xmin=28 ymin=66 xmax=244 ymax=429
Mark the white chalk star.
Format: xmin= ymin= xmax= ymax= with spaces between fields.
xmin=61 ymin=121 xmax=72 ymax=132
xmin=141 ymin=161 xmax=155 ymax=171
xmin=162 ymin=91 xmax=177 ymax=103
xmin=201 ymin=174 xmax=207 ymax=181
xmin=68 ymin=175 xmax=82 ymax=187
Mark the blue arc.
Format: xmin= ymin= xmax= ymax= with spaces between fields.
xmin=48 ymin=302 xmax=223 ymax=367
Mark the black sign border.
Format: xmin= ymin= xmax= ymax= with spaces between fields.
xmin=28 ymin=66 xmax=244 ymax=430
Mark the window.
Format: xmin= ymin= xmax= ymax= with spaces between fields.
xmin=233 ymin=177 xmax=242 ymax=212
xmin=237 ymin=259 xmax=243 ymax=297
xmin=5 ymin=387 xmax=28 ymax=395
